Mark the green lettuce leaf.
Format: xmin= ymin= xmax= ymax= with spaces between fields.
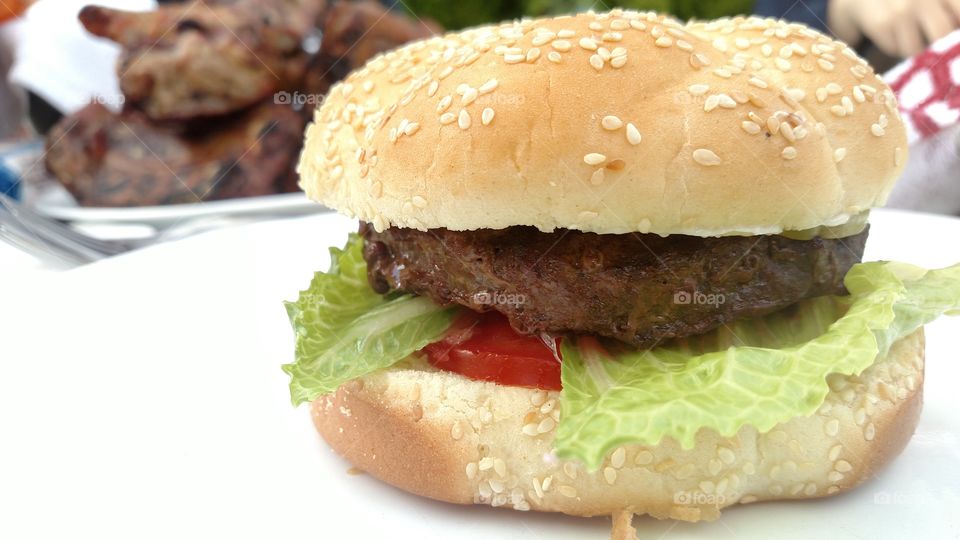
xmin=282 ymin=233 xmax=456 ymax=405
xmin=556 ymin=261 xmax=960 ymax=469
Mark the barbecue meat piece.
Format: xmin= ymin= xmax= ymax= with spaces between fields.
xmin=45 ymin=101 xmax=304 ymax=206
xmin=303 ymin=0 xmax=438 ymax=95
xmin=79 ymin=0 xmax=328 ymax=121
xmin=361 ymin=224 xmax=869 ymax=347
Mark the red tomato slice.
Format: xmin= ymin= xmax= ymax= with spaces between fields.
xmin=423 ymin=311 xmax=562 ymax=390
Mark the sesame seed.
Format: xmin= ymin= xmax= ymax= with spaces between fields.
xmin=531 ymin=478 xmax=544 ymax=499
xmin=563 ymin=462 xmax=578 ymax=479
xmin=551 ymin=39 xmax=571 ymax=51
xmin=479 ymin=79 xmax=498 ymax=94
xmin=676 ymin=39 xmax=693 ymax=51
xmin=437 ymin=95 xmax=452 ymax=113
xmin=451 ymin=420 xmax=463 ymax=440
xmin=825 ymin=419 xmax=840 ymax=436
xmin=466 ymin=462 xmax=478 ymax=479
xmin=584 ymin=152 xmax=606 ymax=165
xmin=603 ymin=467 xmax=617 ymax=485
xmin=458 ymin=109 xmax=471 ymax=129
xmin=630 ymin=19 xmax=646 ymax=30
xmin=602 ymin=115 xmax=623 ymax=130
xmin=589 ymin=21 xmax=603 ymax=31
xmin=761 ymin=43 xmax=773 ymax=56
xmin=712 ymin=37 xmax=728 ymax=52
xmin=602 ymin=32 xmax=623 ymax=42
xmin=735 ymin=37 xmax=750 ymax=49
xmin=427 ymin=80 xmax=439 ymax=97
xmin=532 ymin=32 xmax=555 ymax=46
xmin=547 ymin=51 xmax=562 ymax=63
xmin=693 ymin=148 xmax=721 ymax=166
xmin=488 ymin=479 xmax=505 ymax=494
xmin=690 ymin=53 xmax=711 ymax=69
xmin=537 ymin=417 xmax=556 ymax=433
xmin=828 ymin=471 xmax=844 ymax=482
xmin=689 ymin=84 xmax=710 ymax=96
xmin=461 ymin=88 xmax=478 ymax=105
xmin=610 ymin=55 xmax=627 ymax=68
xmin=541 ymin=475 xmax=553 ymax=491
xmin=704 ymin=95 xmax=720 ymax=112
xmin=558 ymin=485 xmax=577 ymax=498
xmin=708 ymin=459 xmax=722 ymax=476
xmin=865 ymin=423 xmax=876 ymax=441
xmin=412 ymin=195 xmax=427 ymax=208
xmin=404 ymin=122 xmax=420 ymax=136
xmin=781 ymin=122 xmax=796 ymax=141
xmin=526 ymin=48 xmax=541 ymax=62
xmin=579 ymin=37 xmax=598 ymax=50
xmin=782 ymin=146 xmax=797 ymax=160
xmin=626 ymin=123 xmax=642 ymax=145
xmin=589 ymin=168 xmax=605 ymax=185
xmin=611 ymin=47 xmax=627 ymax=57
xmin=504 ymin=54 xmax=524 ymax=64
xmin=748 ymin=77 xmax=768 ymax=89
xmin=589 ymin=54 xmax=604 ymax=70
xmin=842 ymin=96 xmax=854 ymax=113
xmin=598 ymin=47 xmax=611 ymax=60
xmin=741 ymin=121 xmax=761 ymax=135
xmin=611 ymin=447 xmax=626 ymax=469
xmin=521 ymin=423 xmax=539 ymax=436
xmin=835 ymin=460 xmax=852 ymax=472
xmin=651 ymin=26 xmax=664 ymax=38
xmin=830 ymin=105 xmax=846 ymax=117
xmin=713 ymin=68 xmax=732 ymax=78
xmin=853 ymin=86 xmax=866 ymax=103
xmin=717 ymin=93 xmax=736 ymax=108
xmin=635 ymin=450 xmax=653 ymax=465
xmin=655 ymin=36 xmax=673 ymax=47
xmin=481 ymin=108 xmax=494 ymax=125
xmin=362 ymin=80 xmax=374 ymax=93
xmin=775 ymin=57 xmax=791 ymax=71
xmin=479 ymin=457 xmax=494 ymax=470
xmin=494 ymin=458 xmax=506 ymax=478
xmin=610 ymin=19 xmax=630 ymax=30
xmin=871 ymin=124 xmax=885 ymax=137
xmin=818 ymin=58 xmax=835 ymax=71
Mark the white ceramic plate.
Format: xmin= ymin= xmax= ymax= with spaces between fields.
xmin=30 ymin=185 xmax=326 ymax=227
xmin=1 ymin=208 xmax=958 ymax=539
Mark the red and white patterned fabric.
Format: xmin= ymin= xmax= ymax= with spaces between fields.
xmin=885 ymin=30 xmax=960 ymax=143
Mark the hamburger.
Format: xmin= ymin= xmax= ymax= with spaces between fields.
xmin=283 ymin=9 xmax=960 ymax=529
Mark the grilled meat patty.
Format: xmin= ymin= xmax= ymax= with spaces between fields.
xmin=361 ymin=223 xmax=869 ymax=347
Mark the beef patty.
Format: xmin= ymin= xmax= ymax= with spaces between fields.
xmin=361 ymin=223 xmax=869 ymax=347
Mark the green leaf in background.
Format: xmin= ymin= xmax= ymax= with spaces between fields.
xmin=555 ymin=261 xmax=960 ymax=469
xmin=282 ymin=233 xmax=457 ymax=405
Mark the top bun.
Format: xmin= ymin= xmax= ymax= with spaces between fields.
xmin=299 ymin=10 xmax=907 ymax=236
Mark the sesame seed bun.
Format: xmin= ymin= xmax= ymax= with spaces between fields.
xmin=299 ymin=11 xmax=907 ymax=236
xmin=311 ymin=329 xmax=923 ymax=521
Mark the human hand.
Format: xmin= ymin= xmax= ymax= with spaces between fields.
xmin=829 ymin=0 xmax=960 ymax=57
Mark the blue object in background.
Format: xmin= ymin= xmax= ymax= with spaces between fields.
xmin=0 ymin=161 xmax=20 ymax=200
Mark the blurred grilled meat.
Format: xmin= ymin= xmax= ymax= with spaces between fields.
xmin=45 ymin=101 xmax=304 ymax=206
xmin=304 ymin=0 xmax=437 ymax=94
xmin=362 ymin=224 xmax=869 ymax=347
xmin=79 ymin=0 xmax=328 ymax=121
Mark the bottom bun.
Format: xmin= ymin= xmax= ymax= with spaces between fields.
xmin=312 ymin=329 xmax=924 ymax=522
